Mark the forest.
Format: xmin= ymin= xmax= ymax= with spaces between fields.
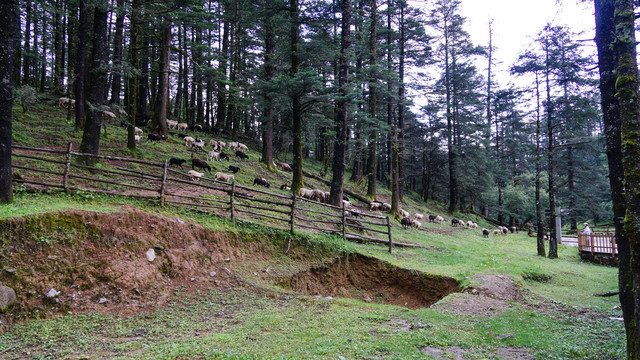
xmin=1 ymin=0 xmax=611 ymax=242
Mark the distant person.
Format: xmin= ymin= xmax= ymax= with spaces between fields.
xmin=583 ymin=222 xmax=592 ymax=246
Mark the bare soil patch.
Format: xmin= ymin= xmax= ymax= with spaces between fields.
xmin=285 ymin=253 xmax=459 ymax=309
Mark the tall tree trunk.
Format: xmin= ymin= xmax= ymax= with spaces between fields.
xmin=613 ymin=1 xmax=640 ymax=358
xmin=534 ymin=71 xmax=545 ymax=256
xmin=153 ymin=15 xmax=171 ymax=137
xmin=386 ymin=4 xmax=393 ymax=190
xmin=567 ymin=145 xmax=577 ymax=230
xmin=545 ymin=30 xmax=558 ymax=259
xmin=80 ymin=0 xmax=108 ymax=166
xmin=126 ymin=0 xmax=141 ymax=153
xmin=23 ymin=0 xmax=31 ymax=85
xmin=261 ymin=12 xmax=276 ymax=171
xmin=109 ymin=0 xmax=124 ymax=104
xmin=329 ymin=0 xmax=351 ymax=206
xmin=290 ymin=0 xmax=304 ymax=193
xmin=74 ymin=0 xmax=90 ymax=131
xmin=397 ymin=1 xmax=405 ymax=200
xmin=215 ymin=7 xmax=230 ymax=133
xmin=366 ymin=0 xmax=378 ymax=201
xmin=445 ymin=16 xmax=457 ymax=214
xmin=595 ymin=0 xmax=632 ymax=354
xmin=0 ymin=0 xmax=19 ymax=204
xmin=53 ymin=0 xmax=64 ymax=92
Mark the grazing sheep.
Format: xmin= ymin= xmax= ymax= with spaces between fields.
xmin=343 ymin=195 xmax=349 ymax=202
xmin=237 ymin=143 xmax=249 ymax=152
xmin=188 ymin=170 xmax=204 ymax=182
xmin=370 ymin=201 xmax=384 ymax=211
xmin=280 ymin=184 xmax=291 ymax=190
xmin=399 ymin=209 xmax=410 ymax=218
xmin=343 ymin=200 xmax=352 ymax=208
xmin=482 ymin=228 xmax=490 ymax=238
xmin=58 ymin=97 xmax=76 ymax=108
xmin=184 ymin=136 xmax=195 ymax=147
xmin=177 ymin=133 xmax=188 ymax=138
xmin=299 ymin=188 xmax=315 ymax=200
xmin=428 ymin=215 xmax=437 ymax=223
xmin=192 ymin=139 xmax=206 ymax=152
xmin=401 ymin=217 xmax=414 ymax=229
xmin=253 ymin=177 xmax=270 ymax=188
xmin=169 ymin=157 xmax=186 ymax=169
xmin=382 ymin=203 xmax=392 ymax=212
xmin=134 ymin=126 xmax=143 ymax=134
xmin=412 ymin=220 xmax=422 ymax=229
xmin=510 ymin=226 xmax=518 ymax=233
xmin=501 ymin=226 xmax=508 ymax=235
xmin=192 ymin=158 xmax=212 ymax=173
xmin=194 ymin=124 xmax=203 ymax=131
xmin=102 ymin=111 xmax=117 ymax=121
xmin=235 ymin=151 xmax=249 ymax=160
xmin=493 ymin=229 xmax=502 ymax=236
xmin=147 ymin=133 xmax=166 ymax=141
xmin=219 ymin=151 xmax=230 ymax=161
xmin=413 ymin=213 xmax=426 ymax=222
xmin=228 ymin=165 xmax=240 ymax=174
xmin=280 ymin=163 xmax=292 ymax=172
xmin=451 ymin=218 xmax=460 ymax=227
xmin=227 ymin=141 xmax=239 ymax=150
xmin=214 ymin=172 xmax=234 ymax=183
xmin=166 ymin=119 xmax=178 ymax=129
xmin=207 ymin=151 xmax=220 ymax=162
xmin=177 ymin=122 xmax=188 ymax=131
xmin=134 ymin=135 xmax=142 ymax=142
xmin=436 ymin=215 xmax=444 ymax=223
xmin=311 ymin=189 xmax=326 ymax=202
xmin=469 ymin=222 xmax=478 ymax=229
xmin=467 ymin=220 xmax=474 ymax=228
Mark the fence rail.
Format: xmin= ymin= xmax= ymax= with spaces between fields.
xmin=11 ymin=143 xmax=398 ymax=252
xmin=577 ymin=231 xmax=617 ymax=257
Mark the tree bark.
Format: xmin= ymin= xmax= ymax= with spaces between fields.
xmin=215 ymin=5 xmax=230 ymax=133
xmin=290 ymin=0 xmax=304 ymax=193
xmin=261 ymin=10 xmax=276 ymax=171
xmin=0 ymin=0 xmax=19 ymax=204
xmin=534 ymin=70 xmax=545 ymax=256
xmin=366 ymin=0 xmax=378 ymax=201
xmin=397 ymin=1 xmax=405 ymax=201
xmin=109 ymin=0 xmax=125 ymax=104
xmin=80 ymin=0 xmax=108 ymax=166
xmin=329 ymin=0 xmax=352 ymax=206
xmin=153 ymin=15 xmax=171 ymax=137
xmin=74 ymin=0 xmax=91 ymax=131
xmin=544 ymin=29 xmax=558 ymax=259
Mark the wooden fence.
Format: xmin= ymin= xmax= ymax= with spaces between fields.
xmin=577 ymin=231 xmax=617 ymax=257
xmin=11 ymin=143 xmax=395 ymax=252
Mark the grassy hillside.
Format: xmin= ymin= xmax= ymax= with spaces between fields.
xmin=0 ymin=101 xmax=625 ymax=359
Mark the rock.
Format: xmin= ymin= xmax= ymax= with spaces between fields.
xmin=496 ymin=333 xmax=515 ymax=339
xmin=146 ymin=248 xmax=156 ymax=262
xmin=45 ymin=288 xmax=60 ymax=298
xmin=224 ymin=257 xmax=231 ymax=262
xmin=98 ymin=298 xmax=107 ymax=304
xmin=5 ymin=268 xmax=16 ymax=274
xmin=324 ymin=296 xmax=334 ymax=300
xmin=190 ymin=277 xmax=195 ymax=282
xmin=0 ymin=285 xmax=16 ymax=312
xmin=209 ymin=271 xmax=216 ymax=277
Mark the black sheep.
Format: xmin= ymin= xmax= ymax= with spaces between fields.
xmin=428 ymin=215 xmax=437 ymax=223
xmin=343 ymin=195 xmax=349 ymax=202
xmin=401 ymin=217 xmax=413 ymax=229
xmin=219 ymin=152 xmax=230 ymax=161
xmin=228 ymin=165 xmax=241 ymax=174
xmin=169 ymin=157 xmax=186 ymax=169
xmin=451 ymin=218 xmax=460 ymax=227
xmin=177 ymin=133 xmax=188 ymax=139
xmin=147 ymin=133 xmax=166 ymax=141
xmin=482 ymin=229 xmax=490 ymax=238
xmin=280 ymin=184 xmax=291 ymax=190
xmin=235 ymin=151 xmax=249 ymax=160
xmin=253 ymin=177 xmax=270 ymax=188
xmin=192 ymin=158 xmax=212 ymax=173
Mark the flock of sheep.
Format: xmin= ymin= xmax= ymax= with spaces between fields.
xmin=58 ymin=98 xmax=523 ymax=239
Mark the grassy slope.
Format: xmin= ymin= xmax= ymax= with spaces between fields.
xmin=0 ymin=102 xmax=625 ymax=359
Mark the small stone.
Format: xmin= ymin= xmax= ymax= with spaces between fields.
xmin=47 ymin=255 xmax=58 ymax=260
xmin=324 ymin=296 xmax=334 ymax=300
xmin=363 ymin=295 xmax=372 ymax=303
xmin=190 ymin=277 xmax=196 ymax=282
xmin=146 ymin=248 xmax=156 ymax=262
xmin=610 ymin=317 xmax=624 ymax=321
xmin=224 ymin=258 xmax=231 ymax=262
xmin=5 ymin=268 xmax=16 ymax=274
xmin=496 ymin=333 xmax=515 ymax=339
xmin=98 ymin=298 xmax=107 ymax=304
xmin=263 ymin=268 xmax=269 ymax=273
xmin=175 ymin=217 xmax=184 ymax=224
xmin=45 ymin=288 xmax=60 ymax=298
xmin=209 ymin=271 xmax=216 ymax=277
xmin=0 ymin=285 xmax=17 ymax=312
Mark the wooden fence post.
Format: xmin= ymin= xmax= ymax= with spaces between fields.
xmin=230 ymin=181 xmax=236 ymax=221
xmin=290 ymin=194 xmax=296 ymax=234
xmin=342 ymin=199 xmax=347 ymax=242
xmin=159 ymin=160 xmax=168 ymax=206
xmin=63 ymin=142 xmax=72 ymax=192
xmin=386 ymin=216 xmax=392 ymax=253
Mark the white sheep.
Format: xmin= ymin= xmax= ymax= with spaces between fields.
xmin=188 ymin=170 xmax=204 ymax=182
xmin=134 ymin=135 xmax=142 ymax=142
xmin=413 ymin=213 xmax=425 ymax=222
xmin=58 ymin=97 xmax=75 ymax=108
xmin=177 ymin=122 xmax=188 ymax=131
xmin=102 ymin=111 xmax=117 ymax=121
xmin=382 ymin=203 xmax=392 ymax=212
xmin=184 ymin=136 xmax=195 ymax=147
xmin=399 ymin=209 xmax=409 ymax=218
xmin=214 ymin=172 xmax=234 ymax=183
xmin=493 ymin=229 xmax=503 ymax=236
xmin=192 ymin=139 xmax=206 ymax=151
xmin=436 ymin=215 xmax=444 ymax=223
xmin=299 ymin=188 xmax=314 ymax=200
xmin=412 ymin=220 xmax=422 ymax=228
xmin=166 ymin=119 xmax=178 ymax=129
xmin=207 ymin=150 xmax=220 ymax=162
xmin=134 ymin=126 xmax=143 ymax=134
xmin=238 ymin=143 xmax=249 ymax=151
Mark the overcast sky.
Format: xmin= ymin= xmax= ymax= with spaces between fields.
xmin=458 ymin=0 xmax=596 ymax=82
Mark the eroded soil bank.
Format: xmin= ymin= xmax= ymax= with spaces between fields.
xmin=0 ymin=206 xmax=459 ymax=329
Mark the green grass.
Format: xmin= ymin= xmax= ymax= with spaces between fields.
xmin=0 ymin=100 xmax=627 ymax=359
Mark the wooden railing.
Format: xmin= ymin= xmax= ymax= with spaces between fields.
xmin=577 ymin=231 xmax=617 ymax=257
xmin=11 ymin=143 xmax=401 ymax=252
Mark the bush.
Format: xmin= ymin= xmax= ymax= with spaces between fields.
xmin=14 ymin=85 xmax=39 ymax=113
